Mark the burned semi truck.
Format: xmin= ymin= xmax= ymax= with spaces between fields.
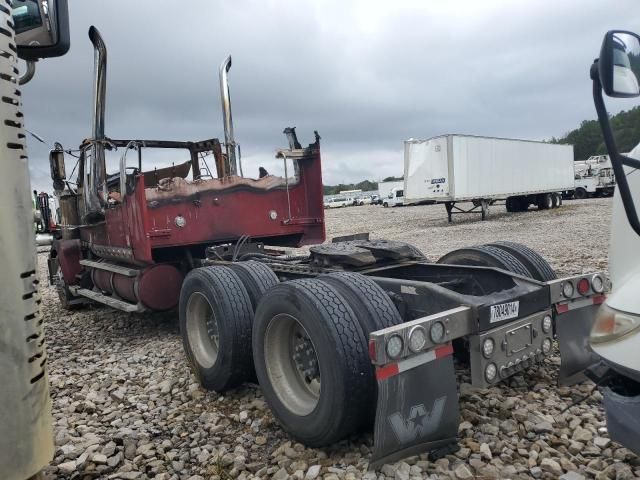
xmin=48 ymin=26 xmax=607 ymax=466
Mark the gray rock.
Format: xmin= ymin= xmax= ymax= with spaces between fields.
xmin=540 ymin=458 xmax=563 ymax=476
xmin=305 ymin=465 xmax=321 ymax=480
xmin=572 ymin=426 xmax=593 ymax=442
xmin=454 ymin=464 xmax=474 ymax=479
xmin=480 ymin=443 xmax=492 ymax=460
xmin=533 ymin=421 xmax=554 ymax=433
xmin=273 ymin=467 xmax=290 ymax=480
xmin=58 ymin=460 xmax=76 ymax=474
xmin=560 ymin=472 xmax=587 ymax=480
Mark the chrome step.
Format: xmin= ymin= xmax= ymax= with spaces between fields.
xmin=80 ymin=259 xmax=139 ymax=277
xmin=70 ymin=286 xmax=145 ymax=313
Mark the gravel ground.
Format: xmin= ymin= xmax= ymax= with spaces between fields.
xmin=40 ymin=198 xmax=640 ymax=480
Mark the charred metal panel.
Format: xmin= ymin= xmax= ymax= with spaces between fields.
xmin=54 ymin=239 xmax=82 ymax=285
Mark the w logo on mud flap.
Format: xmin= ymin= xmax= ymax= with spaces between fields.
xmin=387 ymin=396 xmax=447 ymax=443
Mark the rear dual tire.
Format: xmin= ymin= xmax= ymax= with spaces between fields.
xmin=179 ymin=266 xmax=255 ymax=392
xmin=253 ymin=279 xmax=375 ymax=446
xmin=438 ymin=242 xmax=556 ymax=281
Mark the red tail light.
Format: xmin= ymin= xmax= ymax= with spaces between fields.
xmin=577 ymin=278 xmax=590 ymax=295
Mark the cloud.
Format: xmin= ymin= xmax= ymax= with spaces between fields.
xmin=20 ymin=0 xmax=640 ymax=192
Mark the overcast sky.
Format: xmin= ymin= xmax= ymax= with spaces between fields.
xmin=22 ymin=0 xmax=640 ymax=192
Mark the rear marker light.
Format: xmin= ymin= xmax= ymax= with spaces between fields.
xmin=430 ymin=321 xmax=445 ymax=343
xmin=485 ymin=363 xmax=497 ymax=382
xmin=386 ymin=335 xmax=404 ymax=359
xmin=408 ymin=326 xmax=427 ymax=353
xmin=591 ymin=274 xmax=604 ymax=294
xmin=577 ymin=278 xmax=590 ymax=296
xmin=542 ymin=338 xmax=552 ymax=355
xmin=482 ymin=338 xmax=495 ymax=358
xmin=562 ymin=281 xmax=575 ymax=298
xmin=542 ymin=315 xmax=552 ymax=333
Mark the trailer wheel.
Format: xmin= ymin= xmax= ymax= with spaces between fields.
xmin=574 ymin=187 xmax=588 ymax=200
xmin=488 ymin=241 xmax=557 ymax=281
xmin=228 ymin=261 xmax=279 ymax=310
xmin=253 ymin=279 xmax=371 ymax=446
xmin=179 ymin=266 xmax=254 ymax=392
xmin=537 ymin=193 xmax=553 ymax=210
xmin=437 ymin=245 xmax=531 ymax=277
xmin=551 ymin=193 xmax=560 ymax=208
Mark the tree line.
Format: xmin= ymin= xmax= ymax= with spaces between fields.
xmin=550 ymin=106 xmax=640 ymax=160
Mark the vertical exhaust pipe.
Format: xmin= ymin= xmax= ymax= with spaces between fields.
xmin=219 ymin=56 xmax=238 ymax=176
xmin=86 ymin=26 xmax=108 ymax=219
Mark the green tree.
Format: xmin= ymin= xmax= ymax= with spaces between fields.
xmin=552 ymin=106 xmax=640 ymax=159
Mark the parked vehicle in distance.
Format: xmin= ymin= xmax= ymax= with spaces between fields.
xmin=377 ymin=180 xmax=403 ymax=204
xmin=383 ymin=187 xmax=404 ymax=207
xmin=324 ymin=196 xmax=352 ymax=208
xmin=355 ymin=195 xmax=374 ymax=206
xmin=570 ymin=155 xmax=616 ymax=199
xmin=404 ymin=135 xmax=575 ymax=221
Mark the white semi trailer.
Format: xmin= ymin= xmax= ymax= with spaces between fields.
xmin=404 ymin=135 xmax=575 ymax=221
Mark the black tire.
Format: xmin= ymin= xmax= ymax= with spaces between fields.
xmin=317 ymin=273 xmax=403 ymax=422
xmin=537 ymin=193 xmax=553 ymax=210
xmin=318 ymin=272 xmax=402 ymax=335
xmin=516 ymin=197 xmax=529 ymax=212
xmin=253 ymin=279 xmax=371 ymax=446
xmin=437 ymin=244 xmax=531 ymax=277
xmin=383 ymin=202 xmax=389 ymax=208
xmin=506 ymin=197 xmax=517 ymax=212
xmin=551 ymin=193 xmax=560 ymax=208
xmin=574 ymin=188 xmax=588 ymax=200
xmin=179 ymin=266 xmax=254 ymax=392
xmin=488 ymin=241 xmax=557 ymax=281
xmin=228 ymin=261 xmax=279 ymax=310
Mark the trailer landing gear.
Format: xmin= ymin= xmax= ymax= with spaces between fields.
xmin=445 ymin=199 xmax=490 ymax=222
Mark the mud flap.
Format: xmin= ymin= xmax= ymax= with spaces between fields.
xmin=370 ymin=346 xmax=459 ymax=469
xmin=555 ymin=303 xmax=600 ymax=385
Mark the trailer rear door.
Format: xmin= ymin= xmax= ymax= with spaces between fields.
xmin=404 ymin=137 xmax=451 ymax=203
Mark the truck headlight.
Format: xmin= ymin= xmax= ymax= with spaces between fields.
xmin=591 ymin=304 xmax=640 ymax=343
xmin=386 ymin=334 xmax=404 ymax=359
xmin=485 ymin=363 xmax=497 ymax=382
xmin=482 ymin=338 xmax=495 ymax=358
xmin=542 ymin=315 xmax=552 ymax=333
xmin=408 ymin=326 xmax=427 ymax=353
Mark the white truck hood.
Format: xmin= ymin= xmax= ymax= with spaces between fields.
xmin=595 ymin=143 xmax=640 ymax=373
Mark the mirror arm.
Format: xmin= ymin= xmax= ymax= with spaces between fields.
xmin=593 ymin=69 xmax=640 ymax=236
xmin=18 ymin=60 xmax=37 ymax=85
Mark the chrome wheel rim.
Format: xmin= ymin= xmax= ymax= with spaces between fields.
xmin=264 ymin=313 xmax=321 ymax=415
xmin=186 ymin=292 xmax=219 ymax=368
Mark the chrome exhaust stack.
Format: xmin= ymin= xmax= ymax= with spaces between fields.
xmin=219 ymin=55 xmax=240 ymax=176
xmin=85 ymin=26 xmax=108 ymax=219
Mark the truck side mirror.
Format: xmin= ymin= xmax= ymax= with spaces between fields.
xmin=49 ymin=146 xmax=66 ymax=191
xmin=592 ymin=30 xmax=640 ymax=237
xmin=598 ymin=30 xmax=640 ymax=98
xmin=13 ymin=0 xmax=70 ymax=61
